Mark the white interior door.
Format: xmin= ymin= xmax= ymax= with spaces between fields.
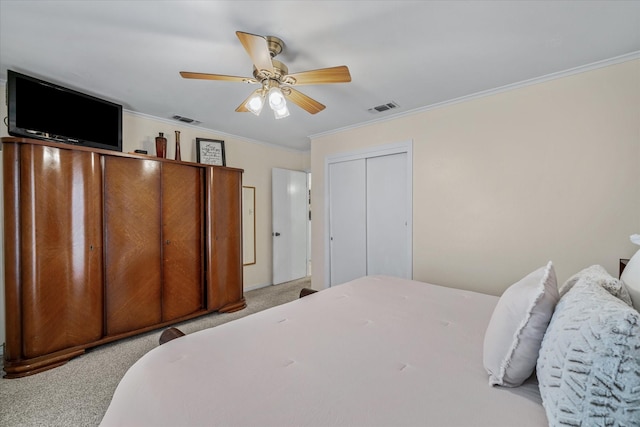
xmin=366 ymin=153 xmax=410 ymax=278
xmin=329 ymin=159 xmax=367 ymax=286
xmin=272 ymin=168 xmax=308 ymax=285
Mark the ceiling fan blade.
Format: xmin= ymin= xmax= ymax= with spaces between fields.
xmin=235 ymin=101 xmax=249 ymax=113
xmin=236 ymin=31 xmax=275 ymax=74
xmin=285 ymin=88 xmax=326 ymax=114
xmin=285 ymin=65 xmax=351 ymax=86
xmin=180 ymin=71 xmax=255 ymax=84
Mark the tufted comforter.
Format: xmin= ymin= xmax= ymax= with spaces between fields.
xmin=100 ymin=275 xmax=548 ymax=427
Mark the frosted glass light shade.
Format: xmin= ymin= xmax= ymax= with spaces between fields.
xmin=246 ymin=92 xmax=264 ymax=116
xmin=268 ymin=87 xmax=287 ymax=111
xmin=273 ymin=105 xmax=290 ymax=119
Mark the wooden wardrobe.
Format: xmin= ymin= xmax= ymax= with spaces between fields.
xmin=2 ymin=137 xmax=245 ymax=378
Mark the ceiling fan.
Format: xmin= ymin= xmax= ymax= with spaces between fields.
xmin=180 ymin=31 xmax=351 ymax=119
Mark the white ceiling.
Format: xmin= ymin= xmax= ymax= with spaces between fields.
xmin=1 ymin=1 xmax=639 ymax=151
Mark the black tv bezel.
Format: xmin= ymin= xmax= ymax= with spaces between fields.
xmin=7 ymin=70 xmax=123 ymax=152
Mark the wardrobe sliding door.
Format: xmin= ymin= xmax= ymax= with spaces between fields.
xmin=366 ymin=153 xmax=410 ymax=278
xmin=329 ymin=159 xmax=367 ymax=285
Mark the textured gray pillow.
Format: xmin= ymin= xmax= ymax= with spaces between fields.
xmin=537 ymin=280 xmax=640 ymax=426
xmin=559 ymin=264 xmax=633 ymax=306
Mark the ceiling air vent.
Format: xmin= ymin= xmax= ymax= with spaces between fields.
xmin=368 ymin=101 xmax=399 ymax=114
xmin=171 ymin=114 xmax=200 ymax=125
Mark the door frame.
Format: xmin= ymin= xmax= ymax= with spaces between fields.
xmin=323 ymin=140 xmax=413 ymax=289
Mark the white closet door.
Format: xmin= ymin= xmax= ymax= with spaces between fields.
xmin=329 ymin=159 xmax=367 ymax=286
xmin=366 ymin=153 xmax=410 ymax=279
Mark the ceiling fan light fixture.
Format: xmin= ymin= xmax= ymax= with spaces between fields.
xmin=268 ymin=86 xmax=287 ymax=111
xmin=245 ymin=90 xmax=265 ymax=116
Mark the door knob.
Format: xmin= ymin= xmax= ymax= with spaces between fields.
xmin=273 ymin=232 xmax=281 ymax=236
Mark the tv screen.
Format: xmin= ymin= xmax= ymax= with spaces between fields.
xmin=7 ymin=70 xmax=123 ymax=152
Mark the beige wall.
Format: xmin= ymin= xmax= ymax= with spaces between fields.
xmin=0 ymin=83 xmax=309 ymax=350
xmin=311 ymin=59 xmax=640 ymax=296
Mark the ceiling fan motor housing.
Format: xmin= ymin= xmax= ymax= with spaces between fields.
xmin=265 ymin=35 xmax=284 ymax=58
xmin=253 ymin=59 xmax=289 ymax=84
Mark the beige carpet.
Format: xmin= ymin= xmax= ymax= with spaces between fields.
xmin=0 ymin=277 xmax=310 ymax=427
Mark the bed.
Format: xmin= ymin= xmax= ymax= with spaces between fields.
xmin=100 ymin=254 xmax=640 ymax=427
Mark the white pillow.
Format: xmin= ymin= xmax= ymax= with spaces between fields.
xmin=621 ymin=248 xmax=640 ymax=311
xmin=483 ymin=261 xmax=559 ymax=387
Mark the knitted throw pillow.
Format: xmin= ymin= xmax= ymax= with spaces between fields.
xmin=537 ymin=280 xmax=640 ymax=426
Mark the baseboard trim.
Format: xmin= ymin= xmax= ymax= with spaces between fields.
xmin=244 ymin=282 xmax=272 ymax=292
xmin=245 ymin=276 xmax=312 ymax=293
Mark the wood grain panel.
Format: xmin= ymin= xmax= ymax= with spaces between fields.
xmin=20 ymin=145 xmax=104 ymax=358
xmin=3 ymin=143 xmax=23 ymax=361
xmin=161 ymin=163 xmax=204 ymax=321
xmin=104 ymin=156 xmax=162 ymax=335
xmin=207 ymin=167 xmax=244 ymax=311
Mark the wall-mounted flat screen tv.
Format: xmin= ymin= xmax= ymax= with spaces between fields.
xmin=7 ymin=70 xmax=123 ymax=152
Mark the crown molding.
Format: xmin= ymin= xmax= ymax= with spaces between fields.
xmin=310 ymin=51 xmax=640 ymax=141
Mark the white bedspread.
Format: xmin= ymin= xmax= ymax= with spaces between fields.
xmin=100 ymin=275 xmax=547 ymax=427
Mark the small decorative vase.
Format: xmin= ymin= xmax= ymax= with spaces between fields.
xmin=174 ymin=131 xmax=181 ymax=161
xmin=155 ymin=132 xmax=167 ymax=158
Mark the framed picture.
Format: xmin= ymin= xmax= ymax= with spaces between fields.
xmin=196 ymin=138 xmax=226 ymax=166
xmin=242 ymin=186 xmax=256 ymax=266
